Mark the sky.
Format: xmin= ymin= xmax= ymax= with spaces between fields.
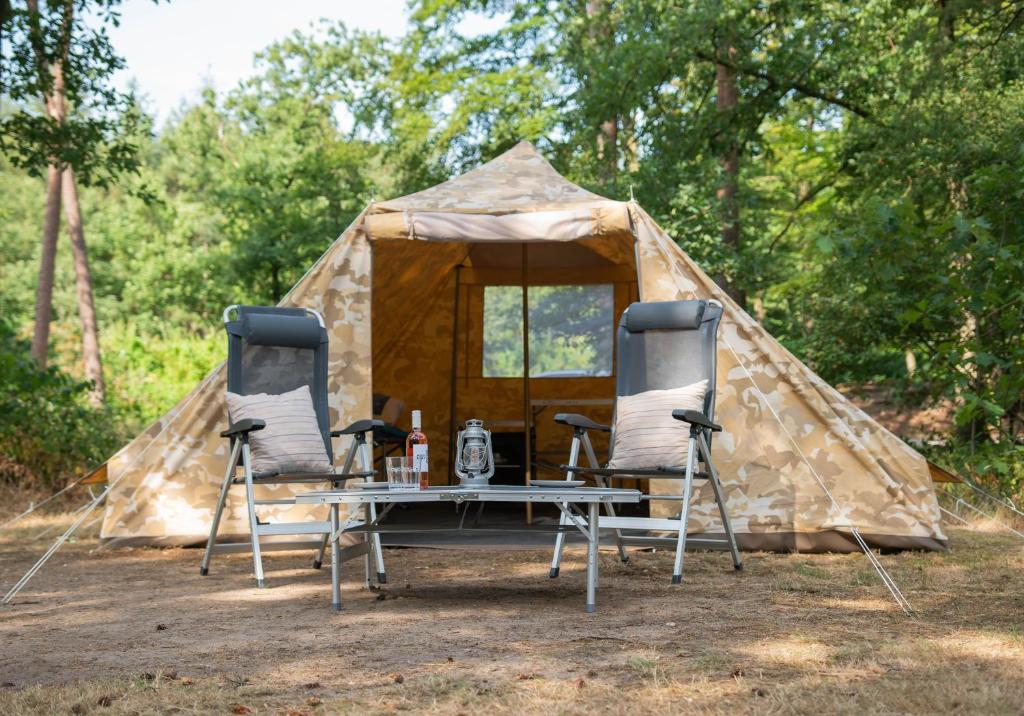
xmin=105 ymin=0 xmax=414 ymax=126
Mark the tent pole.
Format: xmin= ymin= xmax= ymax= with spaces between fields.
xmin=447 ymin=266 xmax=462 ymax=485
xmin=522 ymin=244 xmax=533 ymax=524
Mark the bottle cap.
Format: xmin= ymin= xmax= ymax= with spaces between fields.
xmin=412 ymin=409 xmax=421 ymax=430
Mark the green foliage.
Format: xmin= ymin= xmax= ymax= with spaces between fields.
xmin=0 ymin=319 xmax=120 ymax=486
xmin=0 ymin=0 xmax=147 ymax=187
xmin=2 ymin=2 xmax=1023 ymax=497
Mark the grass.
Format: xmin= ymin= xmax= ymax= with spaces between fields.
xmin=0 ymin=502 xmax=1022 ymax=715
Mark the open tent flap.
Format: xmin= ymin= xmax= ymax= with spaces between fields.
xmin=371 ymin=234 xmax=639 ymax=483
xmin=365 ymin=205 xmax=633 ymax=243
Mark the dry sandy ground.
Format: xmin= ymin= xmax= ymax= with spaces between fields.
xmin=0 ymin=514 xmax=1022 ymax=715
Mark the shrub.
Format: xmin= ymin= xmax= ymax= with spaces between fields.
xmin=0 ymin=321 xmax=121 ymax=488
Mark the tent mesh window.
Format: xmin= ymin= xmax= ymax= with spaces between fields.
xmin=483 ymin=284 xmax=614 ymax=378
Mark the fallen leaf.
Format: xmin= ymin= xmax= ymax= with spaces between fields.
xmin=731 ymin=668 xmax=745 ymax=678
xmin=446 ymin=656 xmax=454 ymax=663
xmin=392 ymin=674 xmax=404 ymax=684
xmin=515 ymin=674 xmax=535 ymax=680
xmin=307 ymin=696 xmax=322 ymax=706
xmin=575 ymin=678 xmax=587 ymax=689
xmin=155 ymin=624 xmax=168 ymax=631
xmin=303 ymin=682 xmax=321 ymax=689
xmin=96 ymin=694 xmax=115 ymax=707
xmin=752 ymin=687 xmax=767 ymax=697
xmin=140 ymin=672 xmax=155 ymax=682
xmin=230 ymin=705 xmax=253 ymax=715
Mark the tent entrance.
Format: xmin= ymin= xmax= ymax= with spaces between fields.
xmin=370 ymin=238 xmax=638 ymax=511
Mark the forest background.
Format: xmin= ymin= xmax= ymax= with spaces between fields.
xmin=1 ymin=0 xmax=1021 ymax=498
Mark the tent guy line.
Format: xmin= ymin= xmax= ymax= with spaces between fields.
xmin=1 ymin=357 xmax=227 ymax=605
xmin=717 ymin=325 xmax=917 ymax=615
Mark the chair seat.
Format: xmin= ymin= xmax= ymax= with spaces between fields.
xmin=233 ymin=470 xmax=375 ymax=484
xmin=561 ymin=464 xmax=708 ymax=479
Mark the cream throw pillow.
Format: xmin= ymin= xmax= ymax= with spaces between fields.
xmin=226 ymin=384 xmax=333 ymax=475
xmin=607 ymin=380 xmax=708 ymax=470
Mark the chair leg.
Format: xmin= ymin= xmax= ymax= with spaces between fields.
xmin=241 ymin=441 xmax=266 ymax=588
xmin=312 ymin=530 xmax=329 ymax=570
xmin=671 ymin=436 xmax=698 ymax=585
xmin=550 ymin=433 xmax=582 ymax=578
xmin=200 ymin=439 xmax=241 ymax=576
xmin=583 ymin=433 xmax=628 ymax=563
xmin=700 ymin=433 xmax=742 ymax=571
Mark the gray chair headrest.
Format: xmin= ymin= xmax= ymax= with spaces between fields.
xmin=241 ymin=313 xmax=322 ymax=349
xmin=622 ymin=300 xmax=706 ymax=333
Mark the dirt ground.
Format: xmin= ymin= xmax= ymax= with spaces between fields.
xmin=1 ymin=510 xmax=1023 ymax=715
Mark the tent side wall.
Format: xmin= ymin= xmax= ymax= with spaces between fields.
xmin=100 ymin=215 xmax=375 ymax=543
xmin=633 ymin=204 xmax=947 ymax=551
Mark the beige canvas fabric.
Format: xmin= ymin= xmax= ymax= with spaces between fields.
xmin=98 ymin=141 xmax=946 ymax=552
xmin=226 ymin=385 xmax=332 ymax=475
xmin=607 ymin=381 xmax=707 ymax=470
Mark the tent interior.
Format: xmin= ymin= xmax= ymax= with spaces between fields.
xmin=371 ymin=232 xmax=642 ymax=515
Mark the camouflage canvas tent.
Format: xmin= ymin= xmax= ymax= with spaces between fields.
xmin=96 ymin=141 xmax=947 ymax=552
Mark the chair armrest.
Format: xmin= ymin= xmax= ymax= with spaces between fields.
xmin=331 ymin=419 xmax=385 ymax=437
xmin=220 ymin=419 xmax=266 ymax=439
xmin=553 ymin=413 xmax=611 ymax=432
xmin=671 ymin=409 xmax=722 ymax=433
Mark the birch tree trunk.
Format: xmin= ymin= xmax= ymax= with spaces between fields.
xmin=61 ymin=166 xmax=105 ymax=405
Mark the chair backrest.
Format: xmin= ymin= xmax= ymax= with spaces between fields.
xmin=615 ymin=299 xmax=723 ymax=421
xmin=224 ymin=305 xmax=333 ymax=461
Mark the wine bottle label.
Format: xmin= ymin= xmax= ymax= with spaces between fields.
xmin=412 ymin=444 xmax=429 ymax=472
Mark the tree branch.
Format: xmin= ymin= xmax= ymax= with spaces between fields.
xmin=767 ymin=162 xmax=849 ymax=253
xmin=694 ymin=49 xmax=876 ymax=121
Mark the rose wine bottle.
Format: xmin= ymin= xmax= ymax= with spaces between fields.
xmin=406 ymin=409 xmax=428 ymax=490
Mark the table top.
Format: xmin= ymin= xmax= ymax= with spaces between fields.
xmin=295 ymin=484 xmax=641 ymax=505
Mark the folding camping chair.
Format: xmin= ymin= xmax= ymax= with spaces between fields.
xmin=199 ymin=305 xmax=387 ymax=588
xmin=549 ymin=299 xmax=742 ymax=584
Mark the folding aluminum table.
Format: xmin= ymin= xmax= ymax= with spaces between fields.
xmin=295 ymin=485 xmax=641 ymax=613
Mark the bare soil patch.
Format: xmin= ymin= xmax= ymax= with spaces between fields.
xmin=1 ymin=512 xmax=1022 ymax=715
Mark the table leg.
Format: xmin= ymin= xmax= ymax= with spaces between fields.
xmin=363 ymin=502 xmax=372 ymax=588
xmin=330 ymin=502 xmax=342 ymax=611
xmin=586 ymin=501 xmax=598 ymax=613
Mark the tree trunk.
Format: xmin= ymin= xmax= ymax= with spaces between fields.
xmin=30 ymin=164 xmax=63 ymax=367
xmin=587 ymin=0 xmax=617 ymax=184
xmin=27 ymin=0 xmax=69 ymax=368
xmin=937 ymin=0 xmax=955 ymax=42
xmin=715 ymin=46 xmax=745 ymax=307
xmin=61 ymin=166 xmax=105 ymax=405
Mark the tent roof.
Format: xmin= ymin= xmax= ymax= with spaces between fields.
xmin=370 ymin=141 xmax=624 ymax=215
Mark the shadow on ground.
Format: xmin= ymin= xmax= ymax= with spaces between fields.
xmin=0 ymin=521 xmax=1021 ymax=714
